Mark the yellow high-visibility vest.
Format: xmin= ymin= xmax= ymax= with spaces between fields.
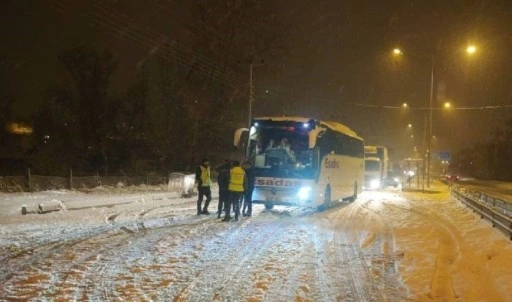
xmin=228 ymin=166 xmax=245 ymax=192
xmin=199 ymin=166 xmax=211 ymax=187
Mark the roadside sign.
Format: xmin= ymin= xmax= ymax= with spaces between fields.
xmin=438 ymin=151 xmax=451 ymax=161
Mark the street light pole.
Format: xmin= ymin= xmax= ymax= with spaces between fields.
xmin=427 ymin=55 xmax=435 ymax=188
xmin=394 ymin=45 xmax=476 ymax=188
xmin=249 ymin=62 xmax=253 ymax=127
xmin=246 ymin=60 xmax=264 ymax=127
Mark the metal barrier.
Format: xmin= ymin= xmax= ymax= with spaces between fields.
xmin=0 ymin=168 xmax=168 ymax=192
xmin=451 ymin=185 xmax=512 ymax=240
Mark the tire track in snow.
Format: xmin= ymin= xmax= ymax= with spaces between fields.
xmin=308 ymin=224 xmax=355 ymax=301
xmin=143 ymin=210 xmax=325 ymax=301
xmin=383 ymin=201 xmax=500 ymax=301
xmin=251 ymin=222 xmax=317 ymax=302
xmin=0 ymin=214 xmax=213 ymax=300
xmin=53 ymin=215 xmax=269 ymax=301
xmin=383 ymin=202 xmax=459 ymax=300
xmin=333 ymin=207 xmax=384 ymax=301
xmin=0 ymin=229 xmax=125 ymax=300
xmin=62 ymin=216 xmax=214 ymax=300
xmin=1 ymin=200 xmax=405 ymax=301
xmin=161 ymin=207 xmax=319 ymax=301
xmin=357 ymin=199 xmax=406 ymax=299
xmin=325 ymin=196 xmax=405 ymax=301
xmin=0 ymin=224 xmax=117 ymax=285
xmin=173 ymin=214 xmax=294 ymax=301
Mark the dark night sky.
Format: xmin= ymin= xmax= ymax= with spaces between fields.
xmin=2 ymin=0 xmax=512 ymax=160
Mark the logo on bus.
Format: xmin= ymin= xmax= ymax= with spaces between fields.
xmin=325 ymin=158 xmax=340 ymax=169
xmin=256 ymin=177 xmax=302 ymax=188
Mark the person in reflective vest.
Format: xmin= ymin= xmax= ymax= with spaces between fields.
xmin=195 ymin=158 xmax=212 ymax=215
xmin=223 ymin=160 xmax=246 ymax=222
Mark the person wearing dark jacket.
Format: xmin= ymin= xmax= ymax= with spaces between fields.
xmin=223 ymin=160 xmax=246 ymax=222
xmin=215 ymin=161 xmax=231 ymax=219
xmin=195 ymin=158 xmax=212 ymax=215
xmin=242 ymin=161 xmax=255 ymax=217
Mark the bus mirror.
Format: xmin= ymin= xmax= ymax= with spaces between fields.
xmin=234 ymin=128 xmax=249 ymax=148
xmin=308 ymin=127 xmax=324 ymax=148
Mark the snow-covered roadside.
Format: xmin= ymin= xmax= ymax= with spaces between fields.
xmin=390 ymin=183 xmax=512 ymax=301
xmin=1 ymin=184 xmax=191 ymax=221
xmin=0 ymin=185 xmax=198 ymax=254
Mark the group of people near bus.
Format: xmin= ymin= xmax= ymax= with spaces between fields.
xmin=195 ymin=158 xmax=255 ymax=222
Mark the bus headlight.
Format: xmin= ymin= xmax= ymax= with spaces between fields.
xmin=370 ymin=179 xmax=381 ymax=189
xmin=297 ymin=186 xmax=312 ymax=200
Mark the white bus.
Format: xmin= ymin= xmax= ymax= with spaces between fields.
xmin=233 ymin=116 xmax=365 ymax=210
xmin=364 ymin=157 xmax=382 ymax=189
xmin=363 ymin=145 xmax=389 ymax=189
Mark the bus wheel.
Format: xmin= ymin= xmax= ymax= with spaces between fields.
xmin=264 ymin=203 xmax=274 ymax=210
xmin=350 ymin=181 xmax=358 ymax=202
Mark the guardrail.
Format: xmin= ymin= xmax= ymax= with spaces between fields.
xmin=451 ymin=184 xmax=512 ymax=240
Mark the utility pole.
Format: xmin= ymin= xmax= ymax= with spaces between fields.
xmin=244 ymin=60 xmax=264 ymax=127
xmin=426 ymin=55 xmax=435 ymax=188
xmin=249 ymin=62 xmax=254 ymax=127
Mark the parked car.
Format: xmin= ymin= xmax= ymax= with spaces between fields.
xmin=445 ymin=174 xmax=460 ymax=182
xmin=383 ymin=172 xmax=401 ymax=188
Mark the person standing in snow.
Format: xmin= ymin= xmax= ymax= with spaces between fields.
xmin=215 ymin=160 xmax=231 ymax=219
xmin=195 ymin=158 xmax=212 ymax=215
xmin=242 ymin=161 xmax=255 ymax=217
xmin=223 ymin=160 xmax=246 ymax=222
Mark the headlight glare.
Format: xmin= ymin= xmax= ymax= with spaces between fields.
xmin=297 ymin=186 xmax=312 ymax=200
xmin=370 ymin=179 xmax=381 ymax=189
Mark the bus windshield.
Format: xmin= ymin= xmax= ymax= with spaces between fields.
xmin=365 ymin=160 xmax=381 ymax=172
xmin=247 ymin=121 xmax=315 ymax=178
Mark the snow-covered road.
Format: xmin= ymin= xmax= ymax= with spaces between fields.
xmin=1 ymin=182 xmax=511 ymax=301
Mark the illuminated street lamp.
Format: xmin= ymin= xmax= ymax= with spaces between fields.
xmin=392 ymin=45 xmax=474 ymax=188
xmin=392 ymin=46 xmax=437 ymax=188
xmin=443 ymin=102 xmax=451 ymax=109
xmin=402 ymin=102 xmax=408 ymax=108
xmin=466 ymin=45 xmax=477 ymax=55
